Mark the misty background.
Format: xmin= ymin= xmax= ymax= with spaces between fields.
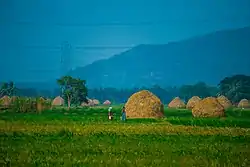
xmin=0 ymin=0 xmax=250 ymax=83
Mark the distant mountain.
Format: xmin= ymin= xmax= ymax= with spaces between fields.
xmin=70 ymin=26 xmax=250 ymax=88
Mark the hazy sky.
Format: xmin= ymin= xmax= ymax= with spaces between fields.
xmin=0 ymin=0 xmax=250 ymax=81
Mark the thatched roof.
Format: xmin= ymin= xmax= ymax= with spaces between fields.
xmin=237 ymin=99 xmax=250 ymax=108
xmin=192 ymin=97 xmax=225 ymax=118
xmin=52 ymin=96 xmax=64 ymax=106
xmin=168 ymin=97 xmax=186 ymax=108
xmin=186 ymin=96 xmax=201 ymax=109
xmin=125 ymin=90 xmax=164 ymax=118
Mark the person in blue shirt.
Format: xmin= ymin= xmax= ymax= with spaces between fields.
xmin=121 ymin=106 xmax=126 ymax=121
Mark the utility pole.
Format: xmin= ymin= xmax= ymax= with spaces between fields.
xmin=60 ymin=41 xmax=72 ymax=77
xmin=59 ymin=41 xmax=72 ymax=96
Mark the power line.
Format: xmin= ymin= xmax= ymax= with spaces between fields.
xmin=75 ymin=46 xmax=133 ymax=49
xmin=1 ymin=18 xmax=248 ymax=27
xmin=60 ymin=41 xmax=72 ymax=77
xmin=2 ymin=44 xmax=134 ymax=50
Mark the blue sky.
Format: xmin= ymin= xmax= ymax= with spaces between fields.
xmin=0 ymin=0 xmax=250 ymax=81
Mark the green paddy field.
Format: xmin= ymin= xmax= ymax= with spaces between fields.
xmin=1 ymin=106 xmax=250 ymax=167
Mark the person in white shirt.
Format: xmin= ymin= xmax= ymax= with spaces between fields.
xmin=108 ymin=106 xmax=113 ymax=120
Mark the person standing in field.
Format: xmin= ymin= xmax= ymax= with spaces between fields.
xmin=121 ymin=106 xmax=126 ymax=121
xmin=108 ymin=106 xmax=113 ymax=120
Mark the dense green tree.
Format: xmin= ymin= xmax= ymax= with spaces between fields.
xmin=0 ymin=83 xmax=8 ymax=97
xmin=71 ymin=78 xmax=88 ymax=105
xmin=57 ymin=76 xmax=88 ymax=108
xmin=192 ymin=82 xmax=212 ymax=98
xmin=179 ymin=85 xmax=194 ymax=102
xmin=218 ymin=75 xmax=250 ymax=103
xmin=149 ymin=85 xmax=171 ymax=103
xmin=179 ymin=82 xmax=217 ymax=102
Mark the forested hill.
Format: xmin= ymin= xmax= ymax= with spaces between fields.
xmin=70 ymin=26 xmax=250 ymax=88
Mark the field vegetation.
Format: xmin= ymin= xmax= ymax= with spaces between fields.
xmin=1 ymin=74 xmax=250 ymax=166
xmin=1 ymin=106 xmax=250 ymax=167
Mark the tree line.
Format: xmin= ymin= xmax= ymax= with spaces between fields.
xmin=1 ymin=74 xmax=250 ymax=105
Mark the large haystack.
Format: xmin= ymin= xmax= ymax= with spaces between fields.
xmin=52 ymin=96 xmax=64 ymax=106
xmin=103 ymin=100 xmax=111 ymax=105
xmin=192 ymin=97 xmax=225 ymax=118
xmin=125 ymin=90 xmax=164 ymax=118
xmin=168 ymin=97 xmax=186 ymax=108
xmin=237 ymin=99 xmax=250 ymax=108
xmin=186 ymin=96 xmax=201 ymax=109
xmin=0 ymin=95 xmax=11 ymax=107
xmin=217 ymin=95 xmax=232 ymax=109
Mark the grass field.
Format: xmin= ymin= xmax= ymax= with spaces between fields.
xmin=1 ymin=106 xmax=250 ymax=166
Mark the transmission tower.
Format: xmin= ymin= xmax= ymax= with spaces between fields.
xmin=60 ymin=41 xmax=72 ymax=77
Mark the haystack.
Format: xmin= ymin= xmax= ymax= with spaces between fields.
xmin=81 ymin=102 xmax=89 ymax=107
xmin=37 ymin=97 xmax=45 ymax=112
xmin=186 ymin=96 xmax=201 ymax=109
xmin=52 ymin=96 xmax=64 ymax=106
xmin=81 ymin=98 xmax=98 ymax=107
xmin=92 ymin=99 xmax=100 ymax=105
xmin=80 ymin=98 xmax=91 ymax=107
xmin=125 ymin=90 xmax=164 ymax=118
xmin=168 ymin=97 xmax=186 ymax=108
xmin=0 ymin=95 xmax=11 ymax=107
xmin=217 ymin=95 xmax=232 ymax=109
xmin=192 ymin=97 xmax=225 ymax=118
xmin=88 ymin=99 xmax=95 ymax=106
xmin=103 ymin=100 xmax=111 ymax=105
xmin=237 ymin=99 xmax=250 ymax=108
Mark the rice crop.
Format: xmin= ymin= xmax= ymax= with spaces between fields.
xmin=1 ymin=107 xmax=250 ymax=166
